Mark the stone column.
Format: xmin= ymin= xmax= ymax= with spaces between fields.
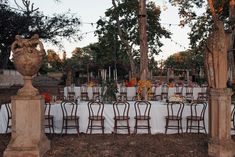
xmin=4 ymin=34 xmax=50 ymax=157
xmin=4 ymin=96 xmax=50 ymax=157
xmin=208 ymin=88 xmax=235 ymax=157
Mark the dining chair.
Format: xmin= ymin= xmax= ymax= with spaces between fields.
xmin=86 ymin=101 xmax=105 ymax=134
xmin=60 ymin=100 xmax=79 ymax=136
xmin=113 ymin=101 xmax=130 ymax=134
xmin=57 ymin=86 xmax=65 ymax=101
xmin=161 ymin=84 xmax=169 ymax=100
xmin=186 ymin=100 xmax=207 ymax=134
xmin=44 ymin=102 xmax=54 ymax=134
xmin=67 ymin=91 xmax=76 ymax=101
xmin=165 ymin=101 xmax=184 ymax=134
xmin=147 ymin=86 xmax=156 ymax=101
xmin=81 ymin=85 xmax=89 ymax=101
xmin=175 ymin=84 xmax=183 ymax=96
xmin=119 ymin=85 xmax=127 ymax=99
xmin=185 ymin=84 xmax=194 ymax=101
xmin=134 ymin=101 xmax=151 ymax=134
xmin=92 ymin=86 xmax=100 ymax=100
xmin=231 ymin=102 xmax=235 ymax=131
xmin=2 ymin=100 xmax=12 ymax=133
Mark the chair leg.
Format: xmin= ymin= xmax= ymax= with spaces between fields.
xmin=60 ymin=119 xmax=64 ymax=136
xmin=114 ymin=120 xmax=117 ymax=134
xmin=86 ymin=119 xmax=90 ymax=134
xmin=101 ymin=119 xmax=104 ymax=134
xmin=52 ymin=118 xmax=55 ymax=134
xmin=5 ymin=119 xmax=9 ymax=133
xmin=76 ymin=118 xmax=79 ymax=136
xmin=90 ymin=120 xmax=93 ymax=134
xmin=197 ymin=120 xmax=200 ymax=134
xmin=134 ymin=119 xmax=138 ymax=134
xmin=186 ymin=119 xmax=189 ymax=133
xmin=203 ymin=120 xmax=207 ymax=134
xmin=148 ymin=120 xmax=151 ymax=134
xmin=180 ymin=120 xmax=183 ymax=133
xmin=177 ymin=120 xmax=180 ymax=134
xmin=127 ymin=119 xmax=130 ymax=135
xmin=165 ymin=119 xmax=168 ymax=134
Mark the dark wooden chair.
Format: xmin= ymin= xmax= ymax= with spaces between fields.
xmin=86 ymin=101 xmax=105 ymax=134
xmin=231 ymin=102 xmax=235 ymax=131
xmin=134 ymin=101 xmax=151 ymax=134
xmin=175 ymin=84 xmax=183 ymax=96
xmin=113 ymin=101 xmax=130 ymax=134
xmin=67 ymin=91 xmax=76 ymax=101
xmin=2 ymin=101 xmax=12 ymax=133
xmin=117 ymin=95 xmax=127 ymax=102
xmin=57 ymin=86 xmax=65 ymax=101
xmin=81 ymin=85 xmax=89 ymax=101
xmin=161 ymin=84 xmax=169 ymax=100
xmin=60 ymin=100 xmax=79 ymax=136
xmin=92 ymin=86 xmax=100 ymax=101
xmin=119 ymin=85 xmax=127 ymax=99
xmin=147 ymin=86 xmax=156 ymax=101
xmin=165 ymin=101 xmax=184 ymax=134
xmin=185 ymin=84 xmax=194 ymax=101
xmin=186 ymin=100 xmax=207 ymax=134
xmin=44 ymin=102 xmax=54 ymax=134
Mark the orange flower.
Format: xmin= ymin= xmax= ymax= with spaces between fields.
xmin=41 ymin=92 xmax=51 ymax=103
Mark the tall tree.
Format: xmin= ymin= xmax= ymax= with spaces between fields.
xmin=0 ymin=0 xmax=81 ymax=69
xmin=96 ymin=0 xmax=170 ymax=78
xmin=169 ymin=0 xmax=235 ymax=79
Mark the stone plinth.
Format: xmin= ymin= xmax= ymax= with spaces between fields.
xmin=4 ymin=95 xmax=50 ymax=157
xmin=208 ymin=88 xmax=235 ymax=157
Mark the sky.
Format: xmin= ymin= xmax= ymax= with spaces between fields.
xmin=9 ymin=0 xmax=191 ymax=61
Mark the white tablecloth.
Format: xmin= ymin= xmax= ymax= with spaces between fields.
xmin=0 ymin=101 xmax=209 ymax=134
xmin=64 ymin=86 xmax=203 ymax=100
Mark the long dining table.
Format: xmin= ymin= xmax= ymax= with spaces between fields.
xmin=64 ymin=86 xmax=203 ymax=101
xmin=0 ymin=100 xmax=209 ymax=134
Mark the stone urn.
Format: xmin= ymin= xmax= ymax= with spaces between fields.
xmin=11 ymin=34 xmax=45 ymax=96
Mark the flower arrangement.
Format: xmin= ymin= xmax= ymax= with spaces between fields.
xmin=87 ymin=80 xmax=95 ymax=87
xmin=41 ymin=92 xmax=51 ymax=103
xmin=168 ymin=82 xmax=174 ymax=87
xmin=125 ymin=78 xmax=137 ymax=87
xmin=137 ymin=80 xmax=152 ymax=100
xmin=169 ymin=94 xmax=184 ymax=102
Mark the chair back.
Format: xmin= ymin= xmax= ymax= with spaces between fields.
xmin=175 ymin=84 xmax=183 ymax=95
xmin=61 ymin=100 xmax=78 ymax=118
xmin=81 ymin=85 xmax=88 ymax=93
xmin=117 ymin=95 xmax=127 ymax=102
xmin=166 ymin=101 xmax=184 ymax=118
xmin=231 ymin=102 xmax=235 ymax=122
xmin=120 ymin=85 xmax=127 ymax=94
xmin=189 ymin=100 xmax=207 ymax=119
xmin=185 ymin=84 xmax=193 ymax=94
xmin=67 ymin=91 xmax=76 ymax=101
xmin=201 ymin=84 xmax=208 ymax=93
xmin=87 ymin=101 xmax=104 ymax=118
xmin=44 ymin=102 xmax=52 ymax=116
xmin=113 ymin=101 xmax=130 ymax=118
xmin=57 ymin=86 xmax=65 ymax=100
xmin=134 ymin=101 xmax=151 ymax=117
xmin=4 ymin=101 xmax=12 ymax=118
xmin=161 ymin=84 xmax=169 ymax=100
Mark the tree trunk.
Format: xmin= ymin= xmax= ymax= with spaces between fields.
xmin=0 ymin=46 xmax=11 ymax=69
xmin=228 ymin=0 xmax=235 ymax=79
xmin=112 ymin=0 xmax=137 ymax=78
xmin=138 ymin=0 xmax=149 ymax=80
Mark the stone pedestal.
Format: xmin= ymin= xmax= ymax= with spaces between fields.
xmin=208 ymin=88 xmax=235 ymax=157
xmin=4 ymin=95 xmax=50 ymax=157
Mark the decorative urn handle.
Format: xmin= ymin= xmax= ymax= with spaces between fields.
xmin=11 ymin=34 xmax=45 ymax=96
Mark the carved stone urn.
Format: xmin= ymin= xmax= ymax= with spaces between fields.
xmin=11 ymin=34 xmax=45 ymax=96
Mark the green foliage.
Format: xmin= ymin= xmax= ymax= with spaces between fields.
xmin=0 ymin=0 xmax=81 ymax=69
xmin=96 ymin=0 xmax=171 ymax=61
xmin=101 ymin=79 xmax=118 ymax=103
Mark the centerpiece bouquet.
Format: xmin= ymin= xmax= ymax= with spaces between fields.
xmin=137 ymin=80 xmax=152 ymax=100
